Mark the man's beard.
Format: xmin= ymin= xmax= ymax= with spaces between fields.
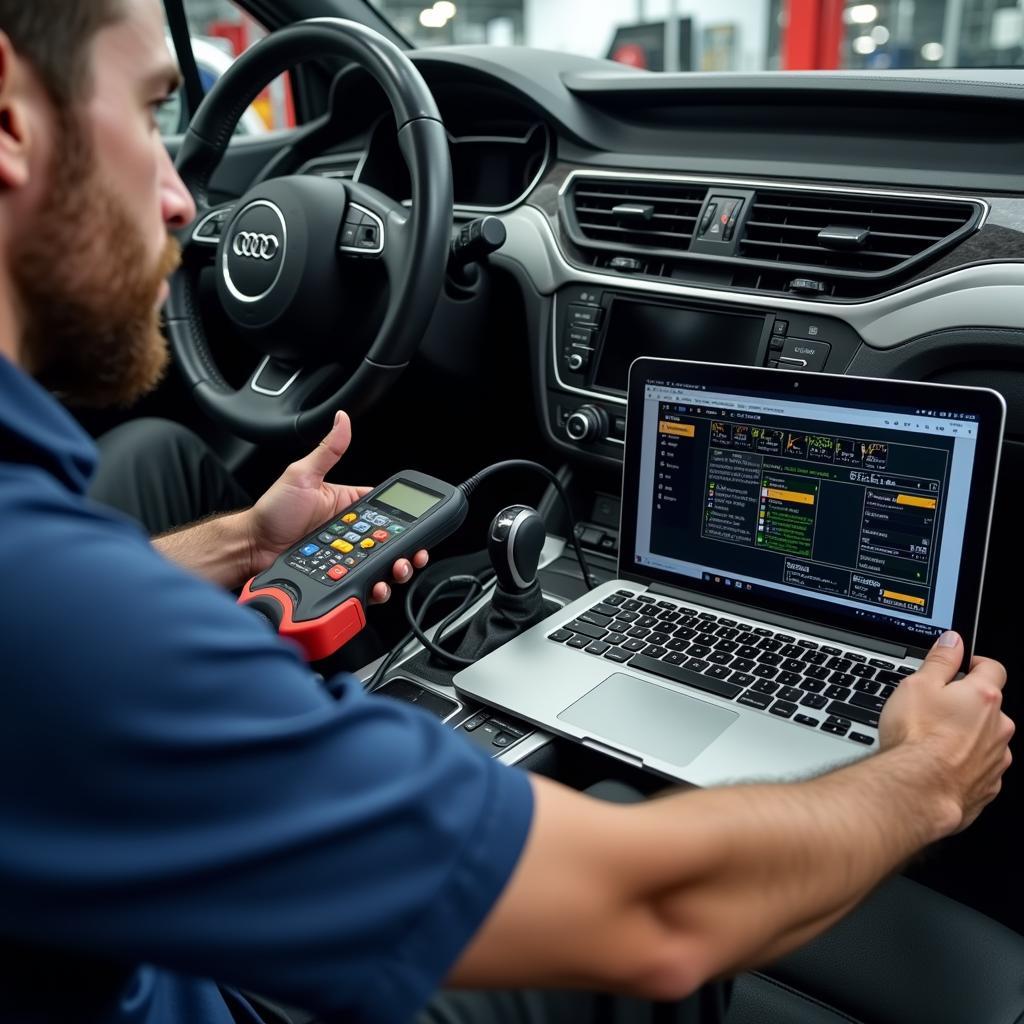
xmin=12 ymin=122 xmax=182 ymax=408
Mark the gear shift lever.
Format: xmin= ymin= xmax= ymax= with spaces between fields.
xmin=453 ymin=505 xmax=558 ymax=662
xmin=487 ymin=505 xmax=546 ymax=593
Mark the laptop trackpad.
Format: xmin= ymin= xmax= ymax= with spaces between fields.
xmin=558 ymin=673 xmax=738 ymax=768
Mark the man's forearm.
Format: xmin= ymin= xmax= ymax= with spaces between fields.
xmin=152 ymin=511 xmax=253 ymax=588
xmin=453 ymin=750 xmax=954 ymax=998
xmin=627 ymin=746 xmax=954 ymax=986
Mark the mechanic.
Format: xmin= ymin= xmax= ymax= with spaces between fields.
xmin=0 ymin=3 xmax=1014 ymax=1024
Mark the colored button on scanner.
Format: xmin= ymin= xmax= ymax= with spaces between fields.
xmin=352 ymin=521 xmax=371 ymax=533
xmin=360 ymin=538 xmax=376 ymax=550
xmin=372 ymin=529 xmax=390 ymax=542
xmin=327 ymin=565 xmax=348 ymax=580
xmin=299 ymin=543 xmax=319 ymax=557
xmin=331 ymin=540 xmax=354 ymax=553
xmin=342 ymin=513 xmax=358 ymax=523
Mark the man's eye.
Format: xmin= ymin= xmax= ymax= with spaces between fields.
xmin=148 ymin=96 xmax=173 ymax=129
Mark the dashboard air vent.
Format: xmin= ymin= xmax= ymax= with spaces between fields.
xmin=568 ymin=177 xmax=707 ymax=254
xmin=738 ymin=190 xmax=977 ymax=275
xmin=300 ymin=153 xmax=362 ymax=181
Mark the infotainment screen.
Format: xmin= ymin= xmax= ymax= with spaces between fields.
xmin=594 ymin=299 xmax=768 ymax=391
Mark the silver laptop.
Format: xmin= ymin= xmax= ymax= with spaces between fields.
xmin=456 ymin=358 xmax=1005 ymax=785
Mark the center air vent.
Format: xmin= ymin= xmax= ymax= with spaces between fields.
xmin=738 ymin=190 xmax=978 ymax=276
xmin=567 ymin=178 xmax=707 ymax=254
xmin=559 ymin=172 xmax=985 ymax=300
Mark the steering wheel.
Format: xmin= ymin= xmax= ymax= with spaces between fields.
xmin=168 ymin=19 xmax=452 ymax=444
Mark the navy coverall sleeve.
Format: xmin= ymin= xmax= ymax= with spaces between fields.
xmin=0 ymin=481 xmax=533 ymax=1023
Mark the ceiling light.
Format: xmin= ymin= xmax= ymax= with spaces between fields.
xmin=419 ymin=7 xmax=446 ymax=27
xmin=852 ymin=34 xmax=877 ymax=53
xmin=847 ymin=4 xmax=879 ymax=24
xmin=920 ymin=41 xmax=944 ymax=60
xmin=434 ymin=1 xmax=457 ymax=18
xmin=871 ymin=25 xmax=891 ymax=43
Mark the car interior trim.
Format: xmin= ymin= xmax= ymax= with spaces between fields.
xmin=549 ymin=298 xmax=627 ymax=410
xmin=338 ymin=201 xmax=385 ymax=256
xmin=500 ymin=206 xmax=1024 ymax=349
xmin=298 ymin=150 xmax=367 ymax=180
xmin=249 ymin=354 xmax=303 ymax=397
xmin=446 ymin=123 xmax=551 ymax=215
xmin=190 ymin=207 xmax=227 ymax=247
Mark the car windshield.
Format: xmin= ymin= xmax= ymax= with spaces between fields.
xmin=365 ymin=0 xmax=1023 ymax=71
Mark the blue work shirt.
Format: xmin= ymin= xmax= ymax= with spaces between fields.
xmin=0 ymin=355 xmax=533 ymax=1023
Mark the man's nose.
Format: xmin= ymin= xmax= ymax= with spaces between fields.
xmin=160 ymin=147 xmax=197 ymax=229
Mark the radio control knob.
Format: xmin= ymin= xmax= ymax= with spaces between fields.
xmin=567 ymin=352 xmax=585 ymax=372
xmin=565 ymin=405 xmax=608 ymax=444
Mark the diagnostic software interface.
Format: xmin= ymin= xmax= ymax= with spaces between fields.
xmin=633 ymin=380 xmax=980 ymax=643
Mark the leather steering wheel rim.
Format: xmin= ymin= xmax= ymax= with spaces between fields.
xmin=167 ymin=18 xmax=453 ymax=444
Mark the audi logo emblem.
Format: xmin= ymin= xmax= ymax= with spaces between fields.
xmin=232 ymin=232 xmax=280 ymax=260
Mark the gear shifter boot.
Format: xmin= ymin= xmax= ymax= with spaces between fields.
xmin=454 ymin=580 xmax=558 ymax=662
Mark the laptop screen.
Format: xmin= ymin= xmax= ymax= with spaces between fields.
xmin=621 ymin=359 xmax=1005 ymax=656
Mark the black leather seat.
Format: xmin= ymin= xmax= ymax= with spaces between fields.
xmin=583 ymin=781 xmax=1024 ymax=1024
xmin=727 ymin=873 xmax=1024 ymax=1024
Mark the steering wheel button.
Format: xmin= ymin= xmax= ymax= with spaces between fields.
xmin=356 ymin=229 xmax=379 ymax=249
xmin=342 ymin=513 xmax=358 ymax=523
xmin=299 ymin=543 xmax=319 ymax=557
xmin=331 ymin=540 xmax=354 ymax=553
xmin=340 ymin=224 xmax=358 ymax=248
xmin=372 ymin=529 xmax=390 ymax=542
xmin=360 ymin=538 xmax=376 ymax=549
xmin=327 ymin=565 xmax=348 ymax=581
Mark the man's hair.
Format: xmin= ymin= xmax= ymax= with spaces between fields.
xmin=0 ymin=0 xmax=124 ymax=107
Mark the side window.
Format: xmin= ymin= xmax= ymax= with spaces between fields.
xmin=160 ymin=0 xmax=297 ymax=136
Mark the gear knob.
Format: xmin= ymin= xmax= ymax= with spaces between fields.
xmin=488 ymin=505 xmax=546 ymax=593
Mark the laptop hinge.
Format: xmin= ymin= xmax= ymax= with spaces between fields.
xmin=647 ymin=583 xmax=910 ymax=659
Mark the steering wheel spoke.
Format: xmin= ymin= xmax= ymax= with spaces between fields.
xmin=183 ymin=201 xmax=238 ymax=262
xmin=338 ymin=181 xmax=409 ymax=273
xmin=193 ymin=358 xmax=343 ymax=442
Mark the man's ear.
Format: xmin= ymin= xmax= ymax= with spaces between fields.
xmin=0 ymin=32 xmax=33 ymax=191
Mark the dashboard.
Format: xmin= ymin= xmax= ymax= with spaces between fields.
xmin=296 ymin=48 xmax=1024 ymax=472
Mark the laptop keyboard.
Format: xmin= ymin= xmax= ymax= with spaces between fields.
xmin=547 ymin=590 xmax=916 ymax=747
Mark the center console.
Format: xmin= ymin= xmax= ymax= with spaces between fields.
xmin=354 ymin=534 xmax=658 ymax=792
xmin=545 ymin=284 xmax=863 ymax=462
xmin=355 ymin=538 xmax=568 ymax=769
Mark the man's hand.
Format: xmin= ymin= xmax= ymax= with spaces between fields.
xmin=244 ymin=411 xmax=428 ymax=604
xmin=879 ymin=630 xmax=1013 ymax=833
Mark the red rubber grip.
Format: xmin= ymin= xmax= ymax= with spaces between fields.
xmin=239 ymin=579 xmax=366 ymax=662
